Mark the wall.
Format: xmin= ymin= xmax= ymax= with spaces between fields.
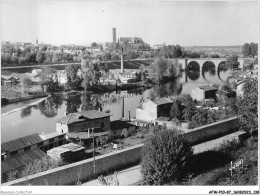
xmin=136 ymin=101 xmax=157 ymax=122
xmin=191 ymin=88 xmax=204 ymax=101
xmin=3 ymin=117 xmax=239 ymax=186
xmin=3 ymin=144 xmax=143 ymax=186
xmin=184 ymin=116 xmax=239 ymax=145
xmin=67 ymin=117 xmax=111 ymax=133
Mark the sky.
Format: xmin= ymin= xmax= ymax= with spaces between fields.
xmin=1 ymin=0 xmax=259 ymax=46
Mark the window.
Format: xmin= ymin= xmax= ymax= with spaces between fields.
xmin=37 ymin=142 xmax=43 ymax=147
xmin=49 ymin=138 xmax=54 ymax=143
xmin=101 ymin=122 xmax=104 ymax=128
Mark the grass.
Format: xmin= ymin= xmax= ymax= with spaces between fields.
xmin=185 ymin=138 xmax=258 ymax=185
xmin=1 ymin=85 xmax=23 ymax=99
xmin=1 ymin=85 xmax=43 ymax=99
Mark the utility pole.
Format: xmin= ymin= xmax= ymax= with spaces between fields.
xmin=92 ymin=127 xmax=96 ymax=175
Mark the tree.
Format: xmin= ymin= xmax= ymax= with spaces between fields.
xmin=237 ymin=78 xmax=258 ymax=135
xmin=141 ymin=129 xmax=193 ymax=185
xmin=148 ymin=57 xmax=179 ymax=82
xmin=40 ymin=67 xmax=59 ymax=92
xmin=52 ymin=53 xmax=62 ymax=63
xmin=121 ymin=128 xmax=129 ymax=138
xmin=65 ymin=64 xmax=83 ymax=90
xmin=91 ymin=42 xmax=98 ymax=48
xmin=249 ymin=42 xmax=258 ymax=58
xmin=36 ymin=50 xmax=45 ymax=63
xmin=2 ymin=53 xmax=12 ymax=64
xmin=242 ymin=43 xmax=251 ymax=57
xmin=11 ymin=56 xmax=18 ymax=65
xmin=21 ymin=156 xmax=58 ymax=177
xmin=226 ymin=55 xmax=239 ymax=70
xmin=21 ymin=76 xmax=34 ymax=94
xmin=170 ymin=99 xmax=182 ymax=120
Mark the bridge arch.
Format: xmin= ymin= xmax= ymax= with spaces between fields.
xmin=201 ymin=61 xmax=216 ymax=81
xmin=187 ymin=61 xmax=200 ymax=71
xmin=217 ymin=61 xmax=227 ymax=71
xmin=217 ymin=61 xmax=228 ymax=81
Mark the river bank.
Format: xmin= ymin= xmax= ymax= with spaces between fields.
xmin=1 ymin=97 xmax=49 ymax=117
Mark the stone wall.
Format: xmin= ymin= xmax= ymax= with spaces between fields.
xmin=184 ymin=116 xmax=239 ymax=145
xmin=3 ymin=117 xmax=239 ymax=186
xmin=3 ymin=144 xmax=143 ymax=186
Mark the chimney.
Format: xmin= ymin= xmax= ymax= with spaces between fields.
xmin=128 ymin=111 xmax=131 ymax=121
xmin=121 ymin=48 xmax=124 ymax=73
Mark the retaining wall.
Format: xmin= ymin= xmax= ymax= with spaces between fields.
xmin=2 ymin=144 xmax=143 ymax=186
xmin=3 ymin=117 xmax=239 ymax=186
xmin=184 ymin=116 xmax=239 ymax=145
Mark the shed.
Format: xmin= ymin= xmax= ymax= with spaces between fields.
xmin=191 ymin=85 xmax=218 ymax=101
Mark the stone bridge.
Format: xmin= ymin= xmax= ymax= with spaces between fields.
xmin=177 ymin=58 xmax=248 ymax=71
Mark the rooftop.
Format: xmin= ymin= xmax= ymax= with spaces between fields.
xmin=55 ymin=110 xmax=110 ymax=124
xmin=199 ymin=85 xmax=218 ymax=91
xmin=151 ymin=97 xmax=173 ymax=106
xmin=1 ymin=133 xmax=43 ymax=153
xmin=110 ymin=120 xmax=136 ymax=131
xmin=1 ymin=148 xmax=48 ymax=174
xmin=155 ymin=117 xmax=171 ymax=121
xmin=1 ymin=75 xmax=19 ymax=80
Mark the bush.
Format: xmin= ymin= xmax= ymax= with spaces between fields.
xmin=141 ymin=129 xmax=193 ymax=185
xmin=121 ymin=128 xmax=129 ymax=138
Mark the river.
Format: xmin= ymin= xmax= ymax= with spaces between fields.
xmin=1 ymin=68 xmax=230 ymax=143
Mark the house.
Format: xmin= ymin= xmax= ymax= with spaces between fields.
xmin=110 ymin=120 xmax=137 ymax=137
xmin=32 ymin=69 xmax=43 ymax=75
xmin=117 ymin=71 xmax=137 ymax=83
xmin=1 ymin=75 xmax=19 ymax=85
xmin=152 ymin=44 xmax=165 ymax=50
xmin=191 ymin=85 xmax=218 ymax=101
xmin=56 ymin=70 xmax=68 ymax=84
xmin=55 ymin=110 xmax=111 ymax=134
xmin=135 ymin=97 xmax=173 ymax=123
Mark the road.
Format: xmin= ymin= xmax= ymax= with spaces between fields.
xmin=82 ymin=131 xmax=245 ymax=186
xmin=82 ymin=165 xmax=141 ymax=186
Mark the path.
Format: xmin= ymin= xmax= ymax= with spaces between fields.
xmin=82 ymin=165 xmax=141 ymax=186
xmin=82 ymin=131 xmax=246 ymax=186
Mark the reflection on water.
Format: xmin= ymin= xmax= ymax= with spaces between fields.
xmin=1 ymin=69 xmax=231 ymax=142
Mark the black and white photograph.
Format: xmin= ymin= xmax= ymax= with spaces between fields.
xmin=1 ymin=0 xmax=258 ymax=194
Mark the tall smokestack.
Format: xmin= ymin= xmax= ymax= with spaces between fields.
xmin=121 ymin=47 xmax=124 ymax=73
xmin=113 ymin=28 xmax=116 ymax=42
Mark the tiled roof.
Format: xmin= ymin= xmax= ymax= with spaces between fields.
xmin=55 ymin=110 xmax=110 ymax=124
xmin=151 ymin=97 xmax=173 ymax=105
xmin=199 ymin=85 xmax=218 ymax=91
xmin=1 ymin=148 xmax=48 ymax=174
xmin=1 ymin=133 xmax=43 ymax=153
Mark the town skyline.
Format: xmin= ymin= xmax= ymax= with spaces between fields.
xmin=1 ymin=1 xmax=258 ymax=46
